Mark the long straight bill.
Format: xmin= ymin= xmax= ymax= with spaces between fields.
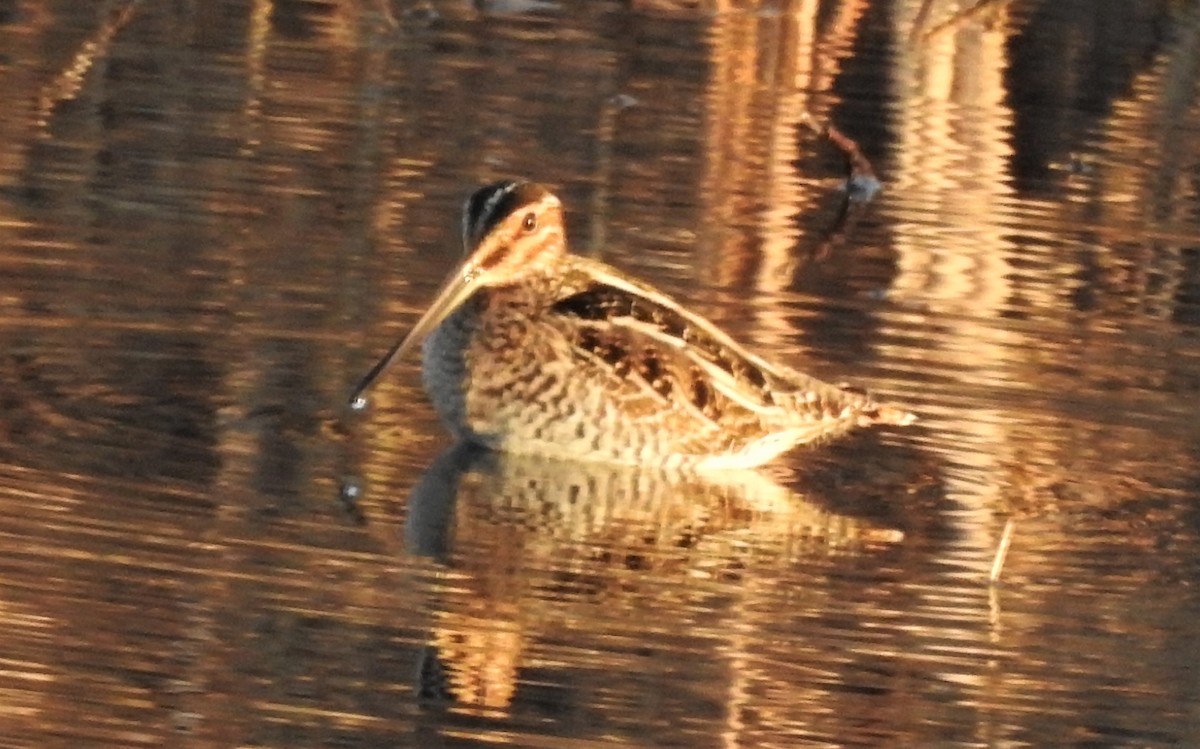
xmin=348 ymin=264 xmax=480 ymax=406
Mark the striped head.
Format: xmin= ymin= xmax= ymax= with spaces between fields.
xmin=348 ymin=180 xmax=566 ymax=404
xmin=459 ymin=180 xmax=567 ymax=283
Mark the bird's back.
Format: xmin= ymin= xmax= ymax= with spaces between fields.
xmin=421 ymin=255 xmax=913 ymax=469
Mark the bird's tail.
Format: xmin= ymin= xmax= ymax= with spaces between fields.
xmin=857 ymin=401 xmax=917 ymax=428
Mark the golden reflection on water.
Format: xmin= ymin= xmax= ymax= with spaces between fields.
xmin=886 ymin=0 xmax=1200 ymax=566
xmin=700 ymin=0 xmax=877 ymax=358
xmin=391 ymin=443 xmax=908 ymax=719
xmin=0 ymin=0 xmax=1199 ymax=747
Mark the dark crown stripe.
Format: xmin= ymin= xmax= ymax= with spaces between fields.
xmin=462 ymin=181 xmax=551 ymax=249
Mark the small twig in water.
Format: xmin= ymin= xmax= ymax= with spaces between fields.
xmin=801 ymin=112 xmax=881 ymax=202
xmin=784 ymin=113 xmax=883 ymax=269
xmin=824 ymin=123 xmax=877 ymax=184
xmin=989 ymin=518 xmax=1015 ymax=585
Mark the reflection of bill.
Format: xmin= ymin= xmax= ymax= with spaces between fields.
xmin=404 ymin=443 xmax=905 ymax=713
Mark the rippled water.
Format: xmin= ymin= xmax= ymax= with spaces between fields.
xmin=2 ymin=1 xmax=1199 ymax=747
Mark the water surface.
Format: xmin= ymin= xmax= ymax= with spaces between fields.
xmin=1 ymin=1 xmax=1199 ymax=747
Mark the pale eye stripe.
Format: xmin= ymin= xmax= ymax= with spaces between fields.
xmin=525 ymin=209 xmax=558 ymax=241
xmin=482 ymin=225 xmax=556 ymax=269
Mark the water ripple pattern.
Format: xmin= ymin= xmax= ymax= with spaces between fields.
xmin=0 ymin=1 xmax=1198 ymax=748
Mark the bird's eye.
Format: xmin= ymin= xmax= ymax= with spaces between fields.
xmin=521 ymin=212 xmax=537 ymax=232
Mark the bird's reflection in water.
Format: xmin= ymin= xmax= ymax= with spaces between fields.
xmin=402 ymin=442 xmax=908 ymax=715
xmin=406 ymin=442 xmax=905 ymax=561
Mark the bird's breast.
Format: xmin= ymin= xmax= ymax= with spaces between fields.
xmin=420 ymin=301 xmax=478 ymax=440
xmin=420 ymin=287 xmax=557 ymax=444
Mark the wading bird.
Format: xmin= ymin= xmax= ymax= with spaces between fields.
xmin=351 ymin=181 xmax=914 ymax=470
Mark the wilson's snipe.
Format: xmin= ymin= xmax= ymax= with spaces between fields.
xmin=351 ymin=181 xmax=914 ymax=470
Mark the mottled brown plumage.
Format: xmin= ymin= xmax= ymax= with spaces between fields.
xmin=351 ymin=181 xmax=914 ymax=469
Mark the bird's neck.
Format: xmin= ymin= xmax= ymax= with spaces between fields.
xmin=475 ymin=263 xmax=565 ymax=323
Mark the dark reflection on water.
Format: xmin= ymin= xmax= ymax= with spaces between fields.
xmin=396 ymin=441 xmax=932 ymax=742
xmin=403 ymin=441 xmax=918 ymax=567
xmin=1 ymin=0 xmax=1200 ymax=747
